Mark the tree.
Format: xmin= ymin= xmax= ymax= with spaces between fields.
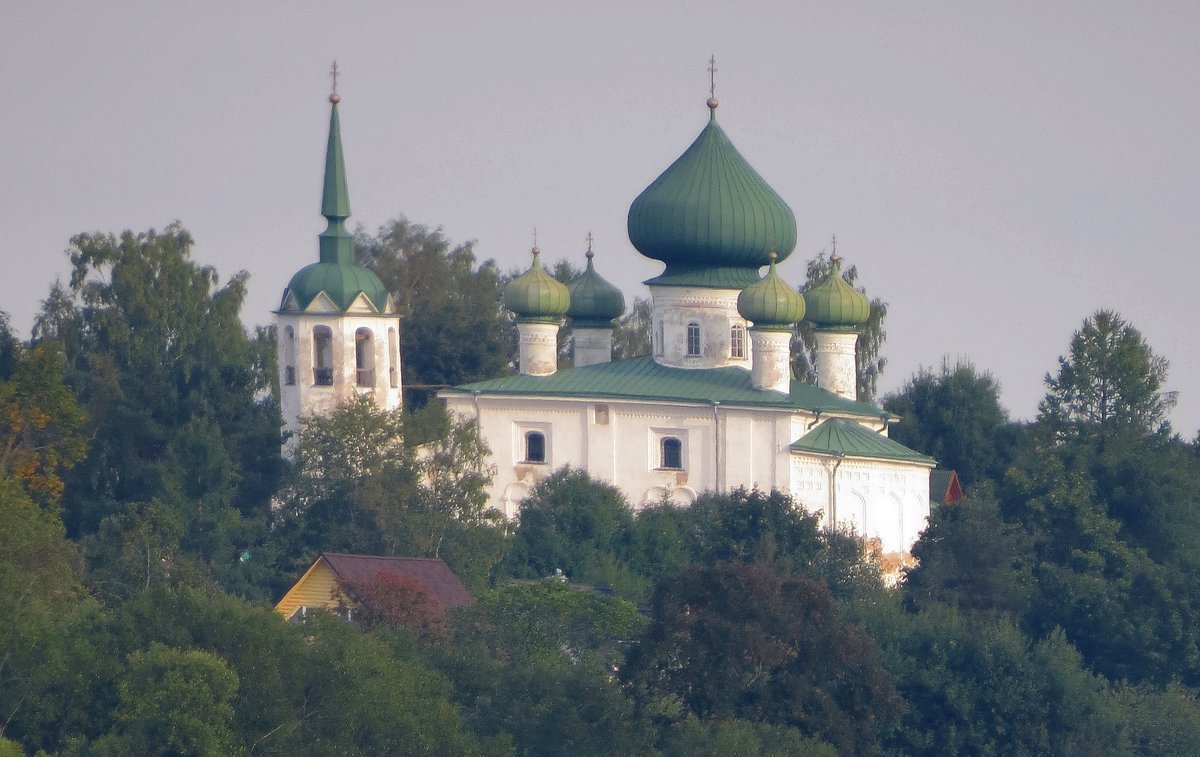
xmin=793 ymin=251 xmax=887 ymax=402
xmin=883 ymin=360 xmax=1011 ymax=486
xmin=1039 ymin=310 xmax=1176 ymax=437
xmin=42 ymin=224 xmax=281 ymax=547
xmin=623 ymin=563 xmax=900 ymax=755
xmin=612 ymin=297 xmax=652 ymax=360
xmin=357 ymin=217 xmax=510 ymax=404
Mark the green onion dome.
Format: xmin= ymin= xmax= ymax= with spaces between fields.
xmin=505 ymin=247 xmax=570 ymax=323
xmin=627 ymin=99 xmax=797 ymax=289
xmin=737 ymin=253 xmax=805 ymax=330
xmin=279 ymin=97 xmax=390 ymax=313
xmin=567 ymin=247 xmax=625 ymax=327
xmin=803 ymin=256 xmax=870 ymax=329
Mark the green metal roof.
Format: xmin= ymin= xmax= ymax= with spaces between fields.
xmin=505 ymin=249 xmax=570 ymax=322
xmin=567 ymin=250 xmax=624 ymax=327
xmin=803 ymin=257 xmax=870 ymax=329
xmin=448 ymin=356 xmax=889 ymax=417
xmin=737 ymin=255 xmax=805 ymax=330
xmin=280 ymin=97 xmax=390 ymax=313
xmin=628 ymin=104 xmax=797 ymax=289
xmin=790 ymin=418 xmax=934 ymax=464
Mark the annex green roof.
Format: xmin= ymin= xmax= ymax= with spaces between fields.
xmin=737 ymin=254 xmax=805 ymax=330
xmin=505 ymin=248 xmax=570 ymax=322
xmin=447 ymin=356 xmax=889 ymax=417
xmin=803 ymin=256 xmax=870 ymax=330
xmin=567 ymin=249 xmax=625 ymax=327
xmin=790 ymin=417 xmax=934 ymax=464
xmin=280 ymin=97 xmax=390 ymax=313
xmin=628 ymin=101 xmax=797 ymax=290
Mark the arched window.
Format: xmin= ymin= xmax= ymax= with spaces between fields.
xmin=686 ymin=323 xmax=701 ymax=356
xmin=355 ymin=328 xmax=375 ymax=387
xmin=730 ymin=324 xmax=746 ymax=359
xmin=313 ymin=326 xmax=333 ymax=386
xmin=388 ymin=328 xmax=400 ymax=388
xmin=283 ymin=326 xmax=296 ymax=385
xmin=661 ymin=437 xmax=683 ymax=469
xmin=654 ymin=322 xmax=664 ymax=357
xmin=525 ymin=431 xmax=546 ymax=463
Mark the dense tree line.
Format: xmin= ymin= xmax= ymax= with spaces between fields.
xmin=3 ymin=221 xmax=1200 ymax=754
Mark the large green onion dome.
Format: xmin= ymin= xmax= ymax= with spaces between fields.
xmin=803 ymin=255 xmax=870 ymax=330
xmin=737 ymin=253 xmax=805 ymax=331
xmin=566 ymin=245 xmax=625 ymax=327
xmin=505 ymin=247 xmax=571 ymax=323
xmin=281 ymin=96 xmax=390 ymax=313
xmin=627 ymin=99 xmax=797 ymax=289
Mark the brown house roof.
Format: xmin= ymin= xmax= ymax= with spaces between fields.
xmin=320 ymin=553 xmax=472 ymax=609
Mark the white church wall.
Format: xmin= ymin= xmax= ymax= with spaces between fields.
xmin=650 ymin=286 xmax=751 ymax=369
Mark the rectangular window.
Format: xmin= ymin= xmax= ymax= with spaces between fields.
xmin=524 ymin=431 xmax=546 ymax=463
xmin=661 ymin=437 xmax=683 ymax=469
xmin=730 ymin=324 xmax=746 ymax=359
xmin=686 ymin=323 xmax=701 ymax=356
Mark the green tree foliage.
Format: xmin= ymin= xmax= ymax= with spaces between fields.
xmin=883 ymin=360 xmax=1011 ymax=486
xmin=793 ymin=251 xmax=888 ymax=402
xmin=663 ymin=719 xmax=836 ymax=757
xmin=624 ymin=563 xmax=901 ymax=755
xmin=90 ymin=643 xmax=241 ymax=756
xmin=274 ymin=397 xmax=504 ymax=595
xmin=903 ymin=493 xmax=1035 ymax=617
xmin=1040 ymin=310 xmax=1176 ymax=437
xmin=357 ymin=217 xmax=510 ymax=403
xmin=34 ymin=224 xmax=281 ymax=599
xmin=612 ymin=297 xmax=652 ymax=360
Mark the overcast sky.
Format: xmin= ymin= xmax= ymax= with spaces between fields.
xmin=4 ymin=1 xmax=1198 ymax=432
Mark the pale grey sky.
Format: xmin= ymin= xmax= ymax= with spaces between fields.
xmin=4 ymin=1 xmax=1198 ymax=432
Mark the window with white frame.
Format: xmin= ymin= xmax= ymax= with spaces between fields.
xmin=686 ymin=323 xmax=701 ymax=356
xmin=524 ymin=431 xmax=546 ymax=464
xmin=730 ymin=324 xmax=745 ymax=359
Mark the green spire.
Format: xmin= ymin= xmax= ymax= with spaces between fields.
xmin=318 ymin=90 xmax=353 ymax=266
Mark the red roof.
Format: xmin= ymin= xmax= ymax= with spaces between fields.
xmin=320 ymin=553 xmax=472 ymax=609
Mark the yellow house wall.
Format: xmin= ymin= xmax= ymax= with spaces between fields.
xmin=274 ymin=559 xmax=344 ymax=619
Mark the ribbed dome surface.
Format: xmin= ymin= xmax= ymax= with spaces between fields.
xmin=737 ymin=257 xmax=805 ymax=330
xmin=284 ymin=262 xmax=389 ymax=312
xmin=803 ymin=258 xmax=870 ymax=329
xmin=567 ymin=253 xmax=625 ymax=327
xmin=628 ymin=110 xmax=797 ymax=289
xmin=505 ymin=250 xmax=570 ymax=322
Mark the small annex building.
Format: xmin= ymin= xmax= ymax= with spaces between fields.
xmin=274 ymin=552 xmax=472 ymax=621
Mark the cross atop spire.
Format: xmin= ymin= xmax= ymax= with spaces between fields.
xmin=707 ymin=55 xmax=719 ymax=111
xmin=586 ymin=231 xmax=595 ymax=258
xmin=329 ymin=60 xmax=341 ymax=104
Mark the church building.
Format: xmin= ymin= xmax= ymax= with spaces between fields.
xmin=278 ymin=77 xmax=936 ymax=561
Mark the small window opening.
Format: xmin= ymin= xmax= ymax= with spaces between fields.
xmin=284 ymin=326 xmax=297 ymax=385
xmin=355 ymin=328 xmax=375 ymax=387
xmin=686 ymin=323 xmax=701 ymax=356
xmin=661 ymin=437 xmax=683 ymax=469
xmin=388 ymin=328 xmax=400 ymax=388
xmin=655 ymin=322 xmax=664 ymax=357
xmin=313 ymin=326 xmax=333 ymax=386
xmin=730 ymin=324 xmax=746 ymax=359
xmin=525 ymin=431 xmax=546 ymax=464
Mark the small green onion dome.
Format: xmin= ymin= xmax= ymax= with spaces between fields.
xmin=627 ymin=99 xmax=797 ymax=289
xmin=505 ymin=248 xmax=570 ymax=322
xmin=737 ymin=253 xmax=805 ymax=330
xmin=803 ymin=256 xmax=870 ymax=329
xmin=567 ymin=247 xmax=625 ymax=327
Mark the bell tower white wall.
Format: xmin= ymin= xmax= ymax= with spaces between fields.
xmin=749 ymin=329 xmax=792 ymax=393
xmin=516 ymin=321 xmax=560 ymax=376
xmin=277 ymin=308 xmax=403 ymax=455
xmin=573 ymin=326 xmax=614 ymax=367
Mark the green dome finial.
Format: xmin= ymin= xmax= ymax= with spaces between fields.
xmin=628 ymin=90 xmax=797 ymax=289
xmin=737 ymin=251 xmax=805 ymax=330
xmin=567 ymin=233 xmax=625 ymax=327
xmin=279 ymin=74 xmax=390 ymax=314
xmin=803 ymin=242 xmax=870 ymax=329
xmin=505 ymin=245 xmax=571 ymax=323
